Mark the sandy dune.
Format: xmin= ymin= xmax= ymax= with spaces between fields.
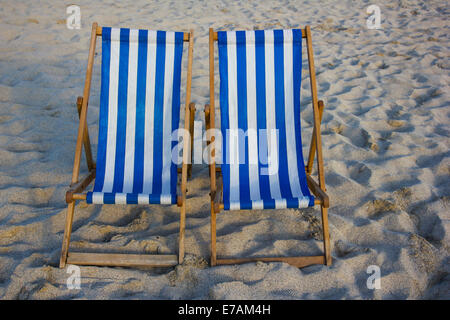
xmin=0 ymin=0 xmax=448 ymax=299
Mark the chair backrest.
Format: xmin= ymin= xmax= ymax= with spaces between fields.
xmin=217 ymin=29 xmax=314 ymax=210
xmin=90 ymin=27 xmax=184 ymax=204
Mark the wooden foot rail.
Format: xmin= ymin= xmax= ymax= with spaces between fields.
xmin=67 ymin=252 xmax=178 ymax=267
xmin=216 ymin=256 xmax=325 ymax=268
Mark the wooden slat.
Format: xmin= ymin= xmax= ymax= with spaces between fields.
xmin=212 ymin=29 xmax=306 ymax=41
xmin=208 ymin=28 xmax=217 ymax=194
xmin=305 ymin=26 xmax=331 ymax=266
xmin=72 ymin=23 xmax=98 ymax=184
xmin=178 ymin=30 xmax=194 ymax=264
xmin=96 ymin=26 xmax=190 ymax=41
xmin=67 ymin=252 xmax=178 ymax=267
xmin=217 ymin=255 xmax=325 ymax=268
xmin=305 ymin=26 xmax=325 ymax=190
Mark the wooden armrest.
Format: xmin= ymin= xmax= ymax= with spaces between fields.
xmin=66 ymin=170 xmax=96 ymax=203
xmin=306 ymin=174 xmax=329 ymax=208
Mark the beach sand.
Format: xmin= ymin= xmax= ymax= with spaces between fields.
xmin=0 ymin=0 xmax=448 ymax=299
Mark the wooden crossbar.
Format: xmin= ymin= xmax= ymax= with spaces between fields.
xmin=67 ymin=252 xmax=178 ymax=267
xmin=95 ymin=26 xmax=191 ymax=41
xmin=217 ymin=256 xmax=325 ymax=268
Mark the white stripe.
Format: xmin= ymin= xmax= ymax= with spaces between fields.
xmin=142 ymin=31 xmax=157 ymax=193
xmin=115 ymin=193 xmax=127 ymax=204
xmin=122 ymin=29 xmax=139 ymax=193
xmin=264 ymin=30 xmax=283 ymax=200
xmin=229 ymin=202 xmax=241 ymax=210
xmin=245 ymin=31 xmax=261 ymax=202
xmin=102 ymin=28 xmax=120 ymax=193
xmin=138 ymin=194 xmax=149 ymax=204
xmin=227 ymin=32 xmax=240 ymax=207
xmin=251 ymin=200 xmax=264 ymax=210
xmin=161 ymin=32 xmax=175 ymax=195
xmin=298 ymin=197 xmax=310 ymax=208
xmin=283 ymin=30 xmax=303 ymax=197
xmin=92 ymin=192 xmax=104 ymax=204
xmin=274 ymin=199 xmax=286 ymax=209
xmin=160 ymin=194 xmax=173 ymax=205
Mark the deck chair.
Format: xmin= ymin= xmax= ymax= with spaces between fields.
xmin=204 ymin=27 xmax=331 ymax=268
xmin=60 ymin=23 xmax=195 ymax=268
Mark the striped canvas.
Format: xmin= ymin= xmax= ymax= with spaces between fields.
xmin=217 ymin=29 xmax=314 ymax=210
xmin=86 ymin=27 xmax=184 ymax=204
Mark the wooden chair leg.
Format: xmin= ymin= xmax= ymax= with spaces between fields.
xmin=320 ymin=205 xmax=332 ymax=265
xmin=178 ymin=202 xmax=186 ymax=264
xmin=210 ymin=201 xmax=217 ymax=266
xmin=60 ymin=201 xmax=76 ymax=268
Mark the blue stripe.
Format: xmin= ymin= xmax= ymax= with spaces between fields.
xmin=112 ymin=28 xmax=129 ymax=193
xmin=218 ymin=31 xmax=230 ymax=210
xmin=292 ymin=29 xmax=312 ymax=201
xmin=86 ymin=192 xmax=93 ymax=203
xmin=126 ymin=193 xmax=139 ymax=204
xmin=236 ymin=31 xmax=250 ymax=204
xmin=273 ymin=30 xmax=292 ymax=199
xmin=103 ymin=193 xmax=116 ymax=204
xmin=152 ymin=31 xmax=166 ymax=194
xmin=254 ymin=30 xmax=273 ymax=209
xmin=133 ymin=29 xmax=148 ymax=194
xmin=93 ymin=27 xmax=111 ymax=192
xmin=170 ymin=32 xmax=184 ymax=195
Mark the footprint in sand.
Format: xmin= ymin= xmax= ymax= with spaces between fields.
xmin=335 ymin=240 xmax=370 ymax=258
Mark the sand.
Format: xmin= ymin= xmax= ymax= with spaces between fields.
xmin=0 ymin=0 xmax=449 ymax=299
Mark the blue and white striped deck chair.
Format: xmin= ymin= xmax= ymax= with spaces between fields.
xmin=205 ymin=27 xmax=331 ymax=268
xmin=60 ymin=23 xmax=195 ymax=269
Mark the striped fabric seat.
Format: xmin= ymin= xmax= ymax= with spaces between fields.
xmin=86 ymin=27 xmax=184 ymax=204
xmin=217 ymin=29 xmax=314 ymax=210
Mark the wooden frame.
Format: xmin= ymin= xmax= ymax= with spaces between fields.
xmin=60 ymin=23 xmax=195 ymax=269
xmin=205 ymin=26 xmax=331 ymax=268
